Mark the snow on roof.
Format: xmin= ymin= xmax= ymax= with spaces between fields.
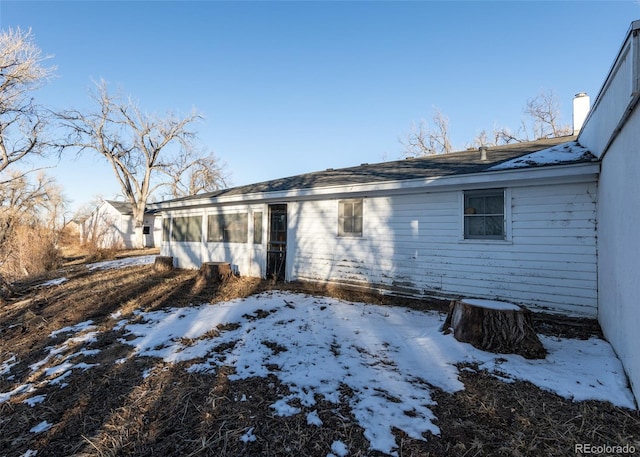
xmin=489 ymin=141 xmax=595 ymax=170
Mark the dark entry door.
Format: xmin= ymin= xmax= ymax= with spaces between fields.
xmin=267 ymin=204 xmax=287 ymax=280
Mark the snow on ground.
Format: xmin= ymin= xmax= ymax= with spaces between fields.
xmin=118 ymin=292 xmax=636 ymax=454
xmin=87 ymin=255 xmax=156 ymax=271
xmin=38 ymin=277 xmax=68 ymax=288
xmin=29 ymin=421 xmax=53 ymax=433
xmin=1 ymin=290 xmax=636 ymax=455
xmin=489 ymin=141 xmax=594 ymax=170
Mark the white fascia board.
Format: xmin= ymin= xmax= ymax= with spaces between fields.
xmin=152 ymin=162 xmax=600 ymax=212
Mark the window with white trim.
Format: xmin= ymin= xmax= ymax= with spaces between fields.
xmin=338 ymin=199 xmax=363 ymax=237
xmin=463 ymin=189 xmax=505 ymax=240
xmin=207 ymin=213 xmax=248 ymax=243
xmin=171 ymin=216 xmax=203 ymax=242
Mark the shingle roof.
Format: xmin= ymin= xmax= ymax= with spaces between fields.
xmin=105 ymin=200 xmax=134 ymax=215
xmin=159 ymin=136 xmax=593 ymax=204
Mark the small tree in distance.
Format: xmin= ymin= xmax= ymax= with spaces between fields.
xmin=400 ymin=108 xmax=453 ymax=157
xmin=402 ymin=90 xmax=573 ymax=156
xmin=473 ymin=89 xmax=572 ymax=148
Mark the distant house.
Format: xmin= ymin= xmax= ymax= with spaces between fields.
xmin=81 ymin=200 xmax=160 ymax=249
xmin=151 ymin=20 xmax=640 ymax=404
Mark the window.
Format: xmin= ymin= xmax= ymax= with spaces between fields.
xmin=253 ymin=212 xmax=263 ymax=244
xmin=162 ymin=217 xmax=171 ymax=242
xmin=207 ymin=213 xmax=248 ymax=243
xmin=463 ymin=189 xmax=505 ymax=240
xmin=171 ymin=216 xmax=202 ymax=242
xmin=338 ymin=199 xmax=363 ymax=237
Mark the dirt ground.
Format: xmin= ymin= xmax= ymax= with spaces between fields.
xmin=0 ymin=251 xmax=638 ymax=456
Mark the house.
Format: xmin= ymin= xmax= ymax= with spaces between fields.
xmin=151 ymin=20 xmax=640 ymax=404
xmin=153 ymin=136 xmax=598 ymax=314
xmin=81 ymin=200 xmax=161 ymax=249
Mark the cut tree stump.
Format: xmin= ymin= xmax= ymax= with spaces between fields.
xmin=442 ymin=298 xmax=546 ymax=359
xmin=197 ymin=262 xmax=233 ymax=283
xmin=153 ymin=256 xmax=174 ymax=272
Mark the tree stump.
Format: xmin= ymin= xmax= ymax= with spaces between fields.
xmin=197 ymin=262 xmax=233 ymax=283
xmin=442 ymin=298 xmax=546 ymax=359
xmin=153 ymin=256 xmax=174 ymax=272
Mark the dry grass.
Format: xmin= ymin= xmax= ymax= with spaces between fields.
xmin=0 ymin=257 xmax=638 ymax=456
xmin=0 ymin=224 xmax=61 ymax=282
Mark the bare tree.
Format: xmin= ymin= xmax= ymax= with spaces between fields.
xmin=0 ymin=28 xmax=56 ymax=179
xmin=525 ymin=89 xmax=572 ymax=139
xmin=472 ymin=89 xmax=573 ymax=148
xmin=59 ymin=80 xmax=224 ymax=247
xmin=400 ymin=108 xmax=453 ymax=157
xmin=160 ymin=149 xmax=229 ymax=199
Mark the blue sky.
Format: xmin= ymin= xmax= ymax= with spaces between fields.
xmin=1 ymin=1 xmax=639 ymax=213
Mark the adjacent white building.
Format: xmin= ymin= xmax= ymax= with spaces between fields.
xmin=578 ymin=19 xmax=640 ymax=408
xmin=81 ymin=200 xmax=161 ymax=249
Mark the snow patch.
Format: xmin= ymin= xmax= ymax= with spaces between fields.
xmin=240 ymin=427 xmax=257 ymax=443
xmin=49 ymin=320 xmax=95 ymax=338
xmin=87 ymin=255 xmax=155 ymax=271
xmin=306 ymin=410 xmax=323 ymax=426
xmin=0 ymin=383 xmax=34 ymax=404
xmin=460 ymin=298 xmax=522 ymax=311
xmin=39 ymin=277 xmax=67 ymax=287
xmin=1 ymin=355 xmax=17 ymax=376
xmin=489 ymin=141 xmax=593 ymax=170
xmin=330 ymin=440 xmax=349 ymax=457
xmin=30 ymin=421 xmax=53 ymax=433
xmin=23 ymin=395 xmax=46 ymax=407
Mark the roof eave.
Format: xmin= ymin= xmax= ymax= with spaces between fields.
xmin=150 ymin=161 xmax=599 ymax=212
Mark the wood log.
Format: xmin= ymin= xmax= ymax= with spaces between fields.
xmin=153 ymin=256 xmax=174 ymax=272
xmin=442 ymin=298 xmax=546 ymax=359
xmin=197 ymin=262 xmax=233 ymax=283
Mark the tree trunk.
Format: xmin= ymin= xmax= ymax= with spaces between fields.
xmin=153 ymin=256 xmax=174 ymax=272
xmin=442 ymin=298 xmax=546 ymax=359
xmin=197 ymin=262 xmax=232 ymax=283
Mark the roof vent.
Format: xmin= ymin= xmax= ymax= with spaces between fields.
xmin=479 ymin=146 xmax=488 ymax=161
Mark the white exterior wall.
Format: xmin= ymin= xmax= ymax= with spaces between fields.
xmin=162 ymin=205 xmax=266 ymax=276
xmin=579 ymin=32 xmax=637 ymax=158
xmin=594 ymin=91 xmax=640 ymax=405
xmin=82 ymin=202 xmax=135 ymax=249
xmin=578 ymin=46 xmax=635 ymax=157
xmin=579 ymin=20 xmax=640 ymax=405
xmin=289 ymin=181 xmax=598 ymax=317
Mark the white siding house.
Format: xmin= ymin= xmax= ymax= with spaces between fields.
xmin=154 ymin=137 xmax=599 ymax=317
xmin=82 ymin=200 xmax=161 ymax=249
xmin=152 ymin=20 xmax=640 ymax=405
xmin=578 ymin=20 xmax=640 ymax=408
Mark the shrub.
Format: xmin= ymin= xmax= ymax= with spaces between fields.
xmin=0 ymin=224 xmax=61 ymax=281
